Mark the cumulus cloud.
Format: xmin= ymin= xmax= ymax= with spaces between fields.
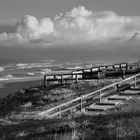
xmin=0 ymin=6 xmax=140 ymax=46
xmin=17 ymin=15 xmax=54 ymax=42
xmin=0 ymin=32 xmax=22 ymax=41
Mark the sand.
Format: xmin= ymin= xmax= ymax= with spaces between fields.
xmin=0 ymin=77 xmax=44 ymax=98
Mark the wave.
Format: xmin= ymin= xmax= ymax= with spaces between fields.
xmin=0 ymin=67 xmax=4 ymax=72
xmin=27 ymin=72 xmax=35 ymax=76
xmin=40 ymin=68 xmax=52 ymax=75
xmin=0 ymin=75 xmax=20 ymax=81
xmin=65 ymin=62 xmax=82 ymax=66
xmin=0 ymin=74 xmax=43 ymax=82
xmin=66 ymin=66 xmax=83 ymax=70
xmin=16 ymin=63 xmax=62 ymax=69
xmin=39 ymin=60 xmax=56 ymax=63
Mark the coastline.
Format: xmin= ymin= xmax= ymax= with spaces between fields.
xmin=0 ymin=76 xmax=43 ymax=98
xmin=0 ymin=76 xmax=43 ymax=84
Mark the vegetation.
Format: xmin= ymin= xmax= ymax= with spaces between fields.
xmin=0 ymin=98 xmax=140 ymax=139
xmin=1 ymin=78 xmax=139 ymax=140
xmin=0 ymin=79 xmax=114 ymax=118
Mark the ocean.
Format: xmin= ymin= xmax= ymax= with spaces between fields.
xmin=0 ymin=57 xmax=107 ymax=84
xmin=0 ymin=45 xmax=139 ymax=98
xmin=0 ymin=57 xmax=108 ymax=98
xmin=0 ymin=45 xmax=139 ymax=83
xmin=0 ymin=56 xmax=138 ymax=83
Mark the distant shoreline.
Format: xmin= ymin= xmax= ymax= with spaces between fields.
xmin=0 ymin=76 xmax=43 ymax=84
xmin=0 ymin=76 xmax=43 ymax=99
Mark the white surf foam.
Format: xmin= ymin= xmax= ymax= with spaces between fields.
xmin=0 ymin=75 xmax=19 ymax=81
xmin=67 ymin=66 xmax=83 ymax=70
xmin=0 ymin=67 xmax=4 ymax=72
xmin=0 ymin=74 xmax=42 ymax=82
xmin=16 ymin=63 xmax=62 ymax=69
xmin=40 ymin=68 xmax=52 ymax=75
xmin=27 ymin=72 xmax=35 ymax=76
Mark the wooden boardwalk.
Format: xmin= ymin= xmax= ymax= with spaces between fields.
xmin=39 ymin=73 xmax=140 ymax=118
xmin=43 ymin=62 xmax=140 ymax=87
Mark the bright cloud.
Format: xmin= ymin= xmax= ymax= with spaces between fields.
xmin=17 ymin=15 xmax=54 ymax=42
xmin=0 ymin=6 xmax=140 ymax=45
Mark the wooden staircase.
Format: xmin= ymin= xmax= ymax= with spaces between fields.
xmin=82 ymin=87 xmax=140 ymax=116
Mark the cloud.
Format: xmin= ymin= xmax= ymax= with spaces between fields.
xmin=0 ymin=32 xmax=21 ymax=41
xmin=17 ymin=15 xmax=54 ymax=42
xmin=0 ymin=6 xmax=140 ymax=46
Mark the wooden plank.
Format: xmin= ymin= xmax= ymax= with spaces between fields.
xmin=39 ymin=73 xmax=140 ymax=118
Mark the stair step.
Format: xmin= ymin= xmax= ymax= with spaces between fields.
xmin=103 ymin=99 xmax=123 ymax=104
xmin=124 ymin=89 xmax=140 ymax=93
xmin=88 ymin=104 xmax=114 ymax=111
xmin=107 ymin=97 xmax=126 ymax=101
xmin=120 ymin=92 xmax=140 ymax=96
xmin=85 ymin=107 xmax=105 ymax=112
xmin=130 ymin=87 xmax=140 ymax=90
xmin=96 ymin=102 xmax=115 ymax=106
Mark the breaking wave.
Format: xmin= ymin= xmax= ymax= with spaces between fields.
xmin=66 ymin=66 xmax=83 ymax=70
xmin=0 ymin=75 xmax=20 ymax=81
xmin=40 ymin=68 xmax=52 ymax=75
xmin=0 ymin=67 xmax=4 ymax=72
xmin=27 ymin=72 xmax=35 ymax=76
xmin=0 ymin=74 xmax=43 ymax=82
xmin=16 ymin=63 xmax=62 ymax=69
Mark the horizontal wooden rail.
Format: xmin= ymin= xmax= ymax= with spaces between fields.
xmin=39 ymin=73 xmax=140 ymax=118
xmin=72 ymin=62 xmax=128 ymax=72
xmin=43 ymin=62 xmax=140 ymax=87
xmin=48 ymin=102 xmax=83 ymax=118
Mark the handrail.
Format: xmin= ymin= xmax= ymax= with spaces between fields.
xmin=48 ymin=102 xmax=82 ymax=118
xmin=72 ymin=62 xmax=128 ymax=72
xmin=39 ymin=73 xmax=140 ymax=117
xmin=82 ymin=73 xmax=140 ymax=99
xmin=43 ymin=62 xmax=140 ymax=85
xmin=44 ymin=62 xmax=130 ymax=76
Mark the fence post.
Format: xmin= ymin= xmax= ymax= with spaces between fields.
xmin=61 ymin=74 xmax=64 ymax=85
xmin=43 ymin=75 xmax=47 ymax=93
xmin=71 ymin=107 xmax=73 ymax=114
xmin=126 ymin=63 xmax=128 ymax=70
xmin=97 ymin=72 xmax=100 ymax=86
xmin=122 ymin=70 xmax=125 ymax=79
xmin=44 ymin=75 xmax=46 ymax=88
xmin=119 ymin=64 xmax=121 ymax=70
xmin=134 ymin=76 xmax=137 ymax=88
xmin=81 ymin=97 xmax=83 ymax=111
xmin=99 ymin=90 xmax=102 ymax=102
xmin=54 ymin=75 xmax=56 ymax=79
xmin=116 ymin=84 xmax=119 ymax=92
xmin=90 ymin=68 xmax=92 ymax=72
xmin=59 ymin=107 xmax=61 ymax=118
xmin=71 ymin=73 xmax=73 ymax=82
xmin=75 ymin=74 xmax=78 ymax=83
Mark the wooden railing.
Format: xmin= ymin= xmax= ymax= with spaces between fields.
xmin=43 ymin=62 xmax=140 ymax=86
xmin=39 ymin=73 xmax=140 ymax=118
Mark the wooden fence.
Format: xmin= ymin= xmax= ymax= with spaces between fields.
xmin=43 ymin=62 xmax=140 ymax=86
xmin=39 ymin=73 xmax=140 ymax=118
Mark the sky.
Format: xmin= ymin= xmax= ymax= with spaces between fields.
xmin=0 ymin=0 xmax=140 ymax=62
xmin=0 ymin=0 xmax=140 ymax=20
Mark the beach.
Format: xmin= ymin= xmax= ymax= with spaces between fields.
xmin=0 ymin=77 xmax=43 ymax=98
